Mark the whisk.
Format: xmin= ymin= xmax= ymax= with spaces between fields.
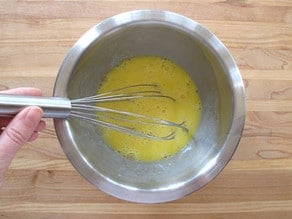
xmin=0 ymin=84 xmax=187 ymax=140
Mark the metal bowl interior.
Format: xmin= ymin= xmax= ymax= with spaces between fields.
xmin=53 ymin=10 xmax=245 ymax=203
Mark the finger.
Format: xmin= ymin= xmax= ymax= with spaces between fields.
xmin=33 ymin=121 xmax=46 ymax=140
xmin=0 ymin=106 xmax=43 ymax=165
xmin=28 ymin=131 xmax=39 ymax=142
xmin=0 ymin=106 xmax=43 ymax=186
xmin=1 ymin=118 xmax=45 ymax=131
xmin=1 ymin=121 xmax=45 ymax=133
xmin=35 ymin=120 xmax=46 ymax=132
xmin=0 ymin=121 xmax=45 ymax=142
xmin=0 ymin=87 xmax=42 ymax=96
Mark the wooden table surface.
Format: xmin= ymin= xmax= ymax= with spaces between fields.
xmin=0 ymin=1 xmax=291 ymax=218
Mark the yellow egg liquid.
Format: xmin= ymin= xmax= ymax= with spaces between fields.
xmin=96 ymin=56 xmax=201 ymax=162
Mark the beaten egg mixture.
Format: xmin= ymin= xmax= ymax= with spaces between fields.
xmin=97 ymin=56 xmax=201 ymax=162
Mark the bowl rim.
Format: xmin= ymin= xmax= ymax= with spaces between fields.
xmin=53 ymin=10 xmax=246 ymax=203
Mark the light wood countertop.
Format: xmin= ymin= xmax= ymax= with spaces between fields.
xmin=0 ymin=1 xmax=291 ymax=218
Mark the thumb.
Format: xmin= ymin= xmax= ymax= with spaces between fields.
xmin=0 ymin=106 xmax=43 ymax=180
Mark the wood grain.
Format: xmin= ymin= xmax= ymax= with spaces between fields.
xmin=0 ymin=0 xmax=292 ymax=218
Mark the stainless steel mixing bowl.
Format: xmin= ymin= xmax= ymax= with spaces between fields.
xmin=53 ymin=10 xmax=245 ymax=203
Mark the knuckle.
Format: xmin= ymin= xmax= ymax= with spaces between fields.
xmin=5 ymin=127 xmax=27 ymax=146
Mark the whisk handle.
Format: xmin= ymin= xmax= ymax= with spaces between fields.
xmin=0 ymin=94 xmax=71 ymax=119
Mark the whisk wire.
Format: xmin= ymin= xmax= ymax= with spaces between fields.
xmin=72 ymin=84 xmax=175 ymax=103
xmin=70 ymin=84 xmax=187 ymax=140
xmin=71 ymin=104 xmax=187 ymax=130
xmin=70 ymin=111 xmax=176 ymax=140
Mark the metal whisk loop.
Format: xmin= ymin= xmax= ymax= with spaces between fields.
xmin=70 ymin=111 xmax=176 ymax=140
xmin=70 ymin=84 xmax=188 ymax=140
xmin=72 ymin=84 xmax=175 ymax=103
xmin=70 ymin=103 xmax=188 ymax=140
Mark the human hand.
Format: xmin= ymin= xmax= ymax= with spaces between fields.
xmin=0 ymin=88 xmax=46 ymax=186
